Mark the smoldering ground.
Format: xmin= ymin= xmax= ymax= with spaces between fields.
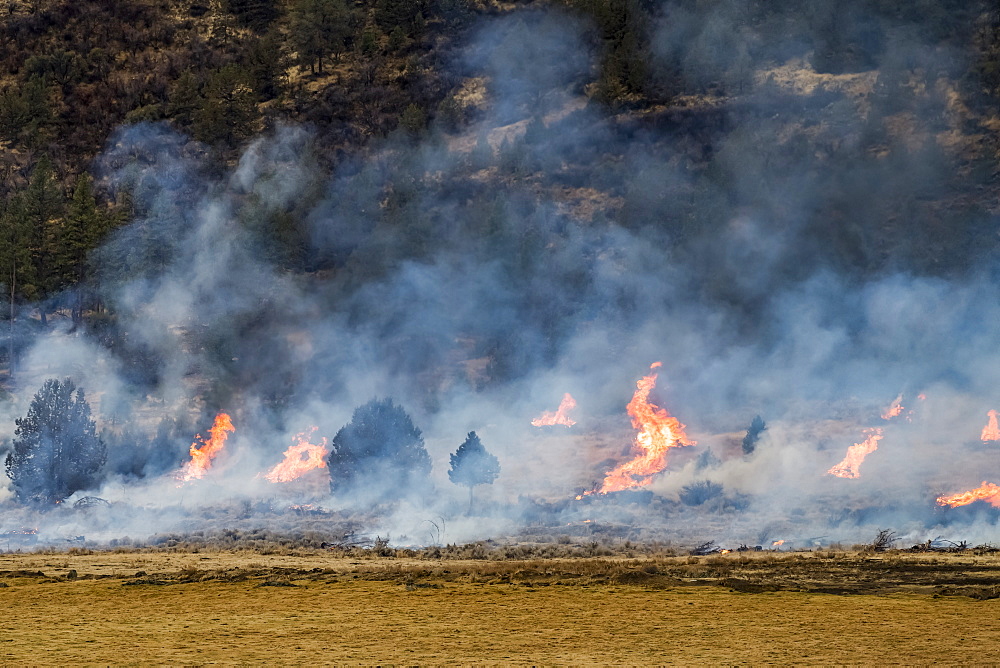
xmin=3 ymin=2 xmax=1000 ymax=548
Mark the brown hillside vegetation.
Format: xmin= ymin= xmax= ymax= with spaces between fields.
xmin=2 ymin=549 xmax=1000 ymax=664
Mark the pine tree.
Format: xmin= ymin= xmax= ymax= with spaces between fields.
xmin=742 ymin=415 xmax=766 ymax=455
xmin=21 ymin=156 xmax=64 ymax=323
xmin=60 ymin=174 xmax=106 ymax=321
xmin=0 ymin=195 xmax=34 ymax=376
xmin=448 ymin=431 xmax=500 ymax=514
xmin=289 ymin=0 xmax=354 ymax=74
xmin=192 ymin=65 xmax=260 ymax=146
xmin=327 ymin=398 xmax=432 ymax=502
xmin=5 ymin=378 xmax=107 ymax=505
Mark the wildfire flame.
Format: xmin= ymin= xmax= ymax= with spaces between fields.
xmin=981 ymin=410 xmax=1000 ymax=442
xmin=881 ymin=394 xmax=904 ymax=420
xmin=936 ymin=482 xmax=1000 ymax=508
xmin=772 ymin=540 xmax=785 ymax=546
xmin=827 ymin=427 xmax=883 ymax=479
xmin=592 ymin=362 xmax=695 ymax=494
xmin=177 ymin=413 xmax=234 ymax=483
xmin=531 ymin=393 xmax=578 ymax=427
xmin=261 ymin=428 xmax=330 ymax=483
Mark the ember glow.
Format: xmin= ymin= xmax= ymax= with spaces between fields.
xmin=593 ymin=362 xmax=695 ymax=494
xmin=936 ymin=482 xmax=1000 ymax=508
xmin=261 ymin=428 xmax=330 ymax=483
xmin=881 ymin=394 xmax=904 ymax=420
xmin=177 ymin=413 xmax=235 ymax=483
xmin=531 ymin=393 xmax=578 ymax=427
xmin=981 ymin=410 xmax=1000 ymax=442
xmin=826 ymin=427 xmax=883 ymax=479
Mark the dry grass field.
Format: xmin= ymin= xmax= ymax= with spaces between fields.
xmin=2 ymin=549 xmax=1000 ymax=665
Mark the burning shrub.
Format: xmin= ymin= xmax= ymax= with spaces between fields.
xmin=679 ymin=480 xmax=725 ymax=506
xmin=4 ymin=378 xmax=106 ymax=505
xmin=327 ymin=398 xmax=432 ymax=503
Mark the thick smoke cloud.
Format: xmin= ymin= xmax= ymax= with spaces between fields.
xmin=3 ymin=2 xmax=1000 ymax=548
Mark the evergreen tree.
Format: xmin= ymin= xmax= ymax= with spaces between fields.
xmin=223 ymin=0 xmax=280 ymax=31
xmin=289 ymin=0 xmax=355 ymax=74
xmin=192 ymin=65 xmax=261 ymax=146
xmin=167 ymin=71 xmax=202 ymax=128
xmin=0 ymin=196 xmax=32 ymax=376
xmin=327 ymin=398 xmax=432 ymax=502
xmin=21 ymin=156 xmax=64 ymax=321
xmin=448 ymin=431 xmax=500 ymax=514
xmin=61 ymin=174 xmax=107 ymax=321
xmin=742 ymin=415 xmax=766 ymax=455
xmin=5 ymin=378 xmax=106 ymax=505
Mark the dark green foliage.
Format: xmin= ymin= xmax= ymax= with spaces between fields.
xmin=4 ymin=378 xmax=106 ymax=505
xmin=327 ymin=398 xmax=432 ymax=502
xmin=0 ymin=77 xmax=51 ymax=144
xmin=241 ymin=32 xmax=287 ymax=101
xmin=192 ymin=65 xmax=261 ymax=145
xmin=223 ymin=0 xmax=280 ymax=31
xmin=374 ymin=0 xmax=427 ymax=36
xmin=399 ymin=103 xmax=426 ymax=134
xmin=742 ymin=415 xmax=766 ymax=455
xmin=21 ymin=156 xmax=64 ymax=307
xmin=679 ymin=480 xmax=724 ymax=506
xmin=289 ymin=0 xmax=356 ymax=74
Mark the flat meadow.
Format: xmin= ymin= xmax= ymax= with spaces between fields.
xmin=2 ymin=547 xmax=1000 ymax=665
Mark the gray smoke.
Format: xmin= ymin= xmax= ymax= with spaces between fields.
xmin=2 ymin=3 xmax=1000 ymax=548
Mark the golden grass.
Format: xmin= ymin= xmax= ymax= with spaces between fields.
xmin=2 ymin=550 xmax=1000 ymax=664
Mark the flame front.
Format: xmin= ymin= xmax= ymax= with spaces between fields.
xmin=594 ymin=362 xmax=695 ymax=494
xmin=826 ymin=427 xmax=883 ymax=479
xmin=531 ymin=393 xmax=578 ymax=427
xmin=772 ymin=540 xmax=785 ymax=546
xmin=981 ymin=410 xmax=1000 ymax=442
xmin=881 ymin=394 xmax=904 ymax=420
xmin=936 ymin=481 xmax=1000 ymax=508
xmin=178 ymin=413 xmax=234 ymax=483
xmin=262 ymin=428 xmax=330 ymax=483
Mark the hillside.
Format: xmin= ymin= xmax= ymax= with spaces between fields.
xmin=3 ymin=0 xmax=1000 ymax=544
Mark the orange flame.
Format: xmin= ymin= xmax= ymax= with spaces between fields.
xmin=178 ymin=413 xmax=234 ymax=483
xmin=981 ymin=410 xmax=1000 ymax=442
xmin=936 ymin=481 xmax=1000 ymax=508
xmin=531 ymin=393 xmax=578 ymax=427
xmin=881 ymin=394 xmax=904 ymax=420
xmin=261 ymin=428 xmax=330 ymax=483
xmin=593 ymin=362 xmax=695 ymax=494
xmin=827 ymin=427 xmax=883 ymax=479
xmin=772 ymin=540 xmax=785 ymax=546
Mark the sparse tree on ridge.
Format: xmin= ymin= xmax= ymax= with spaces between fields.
xmin=448 ymin=431 xmax=500 ymax=514
xmin=5 ymin=378 xmax=106 ymax=505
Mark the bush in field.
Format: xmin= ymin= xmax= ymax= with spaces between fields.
xmin=327 ymin=398 xmax=431 ymax=502
xmin=679 ymin=480 xmax=724 ymax=506
xmin=5 ymin=378 xmax=106 ymax=505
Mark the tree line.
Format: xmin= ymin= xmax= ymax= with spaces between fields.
xmin=5 ymin=381 xmax=501 ymax=512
